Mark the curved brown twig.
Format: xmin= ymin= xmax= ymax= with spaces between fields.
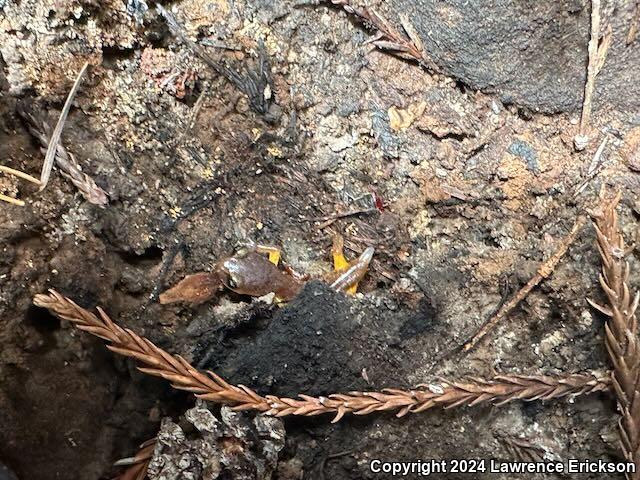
xmin=34 ymin=290 xmax=609 ymax=423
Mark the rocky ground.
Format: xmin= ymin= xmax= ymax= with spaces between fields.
xmin=1 ymin=0 xmax=639 ymax=479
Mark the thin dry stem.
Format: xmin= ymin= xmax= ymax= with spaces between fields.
xmin=575 ymin=0 xmax=612 ymax=151
xmin=34 ymin=290 xmax=609 ymax=423
xmin=0 ymin=164 xmax=42 ymax=206
xmin=590 ymin=192 xmax=640 ymax=478
xmin=40 ymin=61 xmax=89 ymax=190
xmin=0 ymin=193 xmax=25 ymax=207
xmin=574 ymin=135 xmax=608 ymax=197
xmin=463 ymin=215 xmax=586 ymax=352
xmin=0 ymin=165 xmax=41 ymax=185
xmin=19 ymin=104 xmax=108 ymax=206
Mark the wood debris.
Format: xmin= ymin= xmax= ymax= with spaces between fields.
xmin=574 ymin=0 xmax=612 ymax=151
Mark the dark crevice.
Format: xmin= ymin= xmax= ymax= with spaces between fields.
xmin=100 ymin=44 xmax=138 ymax=69
xmin=464 ymin=141 xmax=490 ymax=161
xmin=418 ymin=128 xmax=472 ymax=143
xmin=24 ymin=304 xmax=61 ymax=333
xmin=22 ymin=305 xmax=61 ymax=354
xmin=117 ymin=245 xmax=164 ymax=266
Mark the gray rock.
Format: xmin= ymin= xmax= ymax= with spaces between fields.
xmin=388 ymin=0 xmax=640 ymax=113
xmin=148 ymin=402 xmax=285 ymax=480
xmin=371 ymin=107 xmax=400 ymax=158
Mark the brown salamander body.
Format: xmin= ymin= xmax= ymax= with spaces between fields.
xmin=159 ymin=239 xmax=373 ymax=305
xmin=216 ymin=250 xmax=304 ymax=301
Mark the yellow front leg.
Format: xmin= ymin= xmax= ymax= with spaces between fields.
xmin=331 ymin=235 xmax=358 ymax=294
xmin=253 ymin=245 xmax=281 ymax=266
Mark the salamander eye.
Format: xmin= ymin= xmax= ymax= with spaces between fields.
xmin=226 ymin=275 xmax=238 ymax=289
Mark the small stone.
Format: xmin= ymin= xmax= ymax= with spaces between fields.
xmin=508 ymin=139 xmax=539 ymax=174
xmin=573 ymin=134 xmax=589 ymax=151
xmin=435 ymin=167 xmax=448 ymax=178
xmin=328 ymin=132 xmax=358 ymax=152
